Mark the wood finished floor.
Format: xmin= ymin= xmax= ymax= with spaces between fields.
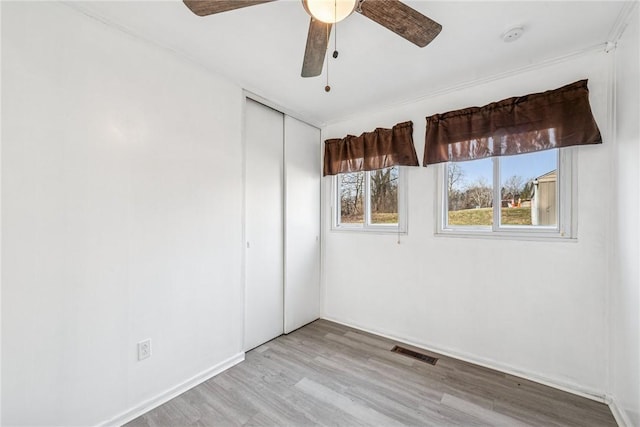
xmin=125 ymin=320 xmax=616 ymax=427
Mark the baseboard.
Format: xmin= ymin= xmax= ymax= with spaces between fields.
xmin=609 ymin=396 xmax=633 ymax=427
xmin=322 ymin=316 xmax=608 ymax=404
xmin=98 ymin=352 xmax=245 ymax=427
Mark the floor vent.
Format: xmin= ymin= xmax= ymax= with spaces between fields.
xmin=391 ymin=346 xmax=438 ymax=365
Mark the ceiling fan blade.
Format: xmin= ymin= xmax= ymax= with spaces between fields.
xmin=358 ymin=0 xmax=442 ymax=47
xmin=301 ymin=18 xmax=332 ymax=78
xmin=183 ymin=0 xmax=276 ymax=17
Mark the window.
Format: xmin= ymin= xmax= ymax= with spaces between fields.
xmin=334 ymin=166 xmax=406 ymax=232
xmin=439 ymin=148 xmax=575 ymax=239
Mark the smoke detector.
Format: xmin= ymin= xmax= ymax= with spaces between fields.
xmin=502 ymin=26 xmax=524 ymax=42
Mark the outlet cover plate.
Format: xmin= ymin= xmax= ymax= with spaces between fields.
xmin=138 ymin=339 xmax=151 ymax=361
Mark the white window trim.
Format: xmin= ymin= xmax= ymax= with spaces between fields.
xmin=332 ymin=167 xmax=408 ymax=234
xmin=435 ymin=149 xmax=577 ymax=241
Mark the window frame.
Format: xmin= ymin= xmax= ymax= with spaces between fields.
xmin=436 ymin=148 xmax=577 ymax=241
xmin=332 ymin=166 xmax=408 ymax=234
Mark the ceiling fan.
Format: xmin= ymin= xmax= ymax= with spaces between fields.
xmin=183 ymin=0 xmax=442 ymax=78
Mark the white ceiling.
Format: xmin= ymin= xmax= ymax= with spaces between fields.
xmin=67 ymin=1 xmax=628 ymax=125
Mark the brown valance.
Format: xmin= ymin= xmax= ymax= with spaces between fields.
xmin=323 ymin=121 xmax=419 ymax=176
xmin=423 ymin=79 xmax=603 ymax=166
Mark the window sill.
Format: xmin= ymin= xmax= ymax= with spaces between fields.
xmin=332 ymin=225 xmax=407 ymax=235
xmin=435 ymin=229 xmax=576 ymax=242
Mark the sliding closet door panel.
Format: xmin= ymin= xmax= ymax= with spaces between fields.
xmin=284 ymin=116 xmax=321 ymax=333
xmin=244 ymin=99 xmax=284 ymax=350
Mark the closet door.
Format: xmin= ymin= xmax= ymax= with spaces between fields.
xmin=284 ymin=116 xmax=321 ymax=333
xmin=244 ymin=99 xmax=284 ymax=351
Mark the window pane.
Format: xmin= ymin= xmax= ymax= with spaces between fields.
xmin=500 ymin=150 xmax=558 ymax=227
xmin=446 ymin=159 xmax=493 ymax=227
xmin=339 ymin=172 xmax=365 ymax=224
xmin=370 ymin=167 xmax=399 ymax=224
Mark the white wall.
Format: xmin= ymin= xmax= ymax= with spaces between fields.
xmin=2 ymin=2 xmax=244 ymax=425
xmin=322 ymin=51 xmax=613 ymax=397
xmin=611 ymin=4 xmax=640 ymax=425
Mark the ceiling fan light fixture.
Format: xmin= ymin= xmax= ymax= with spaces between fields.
xmin=302 ymin=0 xmax=357 ymax=24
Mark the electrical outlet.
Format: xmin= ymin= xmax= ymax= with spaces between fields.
xmin=138 ymin=339 xmax=151 ymax=361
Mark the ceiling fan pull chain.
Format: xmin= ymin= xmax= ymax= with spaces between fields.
xmin=333 ymin=25 xmax=338 ymax=58
xmin=325 ymin=23 xmax=331 ymax=92
xmin=333 ymin=0 xmax=339 ymax=59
